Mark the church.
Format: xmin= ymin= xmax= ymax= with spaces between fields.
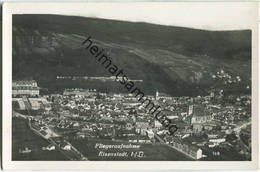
xmin=191 ymin=105 xmax=212 ymax=134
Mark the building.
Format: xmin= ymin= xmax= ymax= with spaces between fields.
xmin=188 ymin=105 xmax=193 ymax=115
xmin=29 ymin=98 xmax=41 ymax=110
xmin=155 ymin=91 xmax=172 ymax=100
xmin=63 ymin=88 xmax=96 ymax=96
xmin=169 ymin=138 xmax=203 ymax=160
xmin=135 ymin=120 xmax=149 ymax=135
xmin=146 ymin=129 xmax=155 ymax=139
xmin=12 ymin=98 xmax=26 ymax=110
xmin=191 ymin=106 xmax=212 ymax=134
xmin=45 ymin=144 xmax=56 ymax=151
xmin=125 ymin=122 xmax=134 ymax=130
xmin=154 ymin=120 xmax=163 ymax=128
xmin=62 ymin=144 xmax=72 ymax=150
xmin=12 ymin=80 xmax=40 ymax=96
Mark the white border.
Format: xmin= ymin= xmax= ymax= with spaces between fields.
xmin=2 ymin=2 xmax=259 ymax=170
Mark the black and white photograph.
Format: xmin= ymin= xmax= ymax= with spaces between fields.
xmin=2 ymin=2 xmax=259 ymax=170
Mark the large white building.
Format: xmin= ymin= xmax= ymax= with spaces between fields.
xmin=166 ymin=137 xmax=203 ymax=160
xmin=12 ymin=80 xmax=40 ymax=96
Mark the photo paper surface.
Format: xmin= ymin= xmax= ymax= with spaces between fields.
xmin=2 ymin=2 xmax=259 ymax=170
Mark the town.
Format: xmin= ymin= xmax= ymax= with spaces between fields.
xmin=12 ymin=79 xmax=251 ymax=161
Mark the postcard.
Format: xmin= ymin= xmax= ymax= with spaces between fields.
xmin=2 ymin=2 xmax=259 ymax=170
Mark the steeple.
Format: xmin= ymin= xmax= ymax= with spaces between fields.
xmin=155 ymin=90 xmax=159 ymax=100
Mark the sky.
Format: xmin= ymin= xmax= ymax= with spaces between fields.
xmin=6 ymin=2 xmax=258 ymax=30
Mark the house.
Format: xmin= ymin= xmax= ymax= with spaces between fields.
xmin=29 ymin=98 xmax=41 ymax=110
xmin=46 ymin=144 xmax=56 ymax=151
xmin=203 ymin=123 xmax=216 ymax=131
xmin=209 ymin=138 xmax=226 ymax=144
xmin=125 ymin=123 xmax=134 ymax=130
xmin=19 ymin=147 xmax=32 ymax=154
xmin=16 ymin=99 xmax=26 ymax=110
xmin=191 ymin=106 xmax=212 ymax=123
xmin=135 ymin=120 xmax=149 ymax=135
xmin=154 ymin=120 xmax=162 ymax=129
xmin=146 ymin=130 xmax=154 ymax=139
xmin=62 ymin=144 xmax=72 ymax=150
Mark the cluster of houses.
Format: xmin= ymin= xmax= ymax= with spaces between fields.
xmin=12 ymin=80 xmax=251 ymax=160
xmin=29 ymin=118 xmax=58 ymax=139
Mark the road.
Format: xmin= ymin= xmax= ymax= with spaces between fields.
xmin=233 ymin=121 xmax=251 ymax=134
xmin=13 ymin=110 xmax=88 ymax=160
xmin=233 ymin=121 xmax=251 ymax=152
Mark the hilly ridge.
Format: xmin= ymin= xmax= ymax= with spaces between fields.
xmin=12 ymin=14 xmax=251 ymax=96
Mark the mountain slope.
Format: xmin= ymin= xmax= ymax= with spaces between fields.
xmin=12 ymin=14 xmax=251 ymax=96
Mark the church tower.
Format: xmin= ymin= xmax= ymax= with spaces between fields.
xmin=155 ymin=90 xmax=159 ymax=100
